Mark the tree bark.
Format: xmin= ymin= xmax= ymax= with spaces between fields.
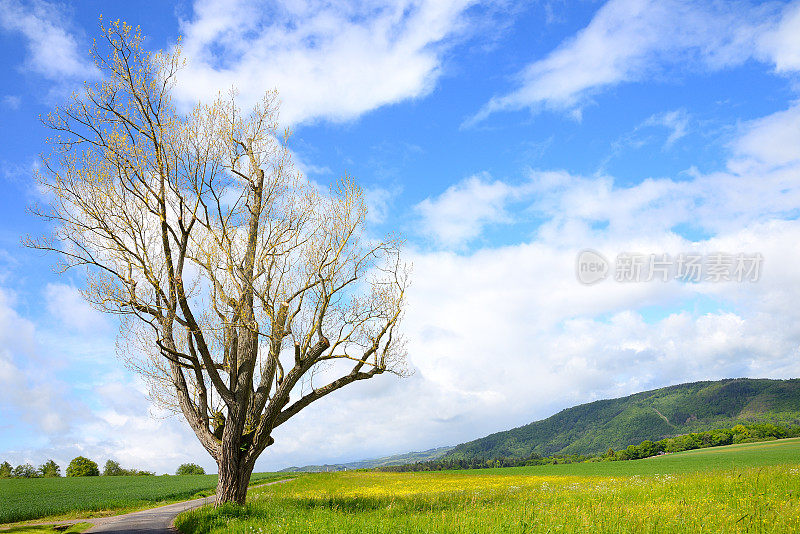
xmin=216 ymin=452 xmax=253 ymax=505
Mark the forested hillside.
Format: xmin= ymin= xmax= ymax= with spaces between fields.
xmin=445 ymin=378 xmax=800 ymax=459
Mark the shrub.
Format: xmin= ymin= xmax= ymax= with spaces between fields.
xmin=66 ymin=456 xmax=99 ymax=477
xmin=176 ymin=463 xmax=206 ymax=475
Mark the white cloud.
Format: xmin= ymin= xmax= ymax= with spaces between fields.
xmin=0 ymin=0 xmax=97 ymax=82
xmin=406 ymin=221 xmax=800 ymax=396
xmin=9 ymin=214 xmax=800 ymax=472
xmin=470 ymin=0 xmax=795 ymax=123
xmin=0 ymin=283 xmax=214 ymax=474
xmin=642 ymin=109 xmax=691 ymax=148
xmin=423 ymin=103 xmax=800 ymax=249
xmin=414 ymin=174 xmax=521 ymax=247
xmin=758 ymin=1 xmax=800 ymax=73
xmin=364 ymin=185 xmax=399 ymax=225
xmin=175 ymin=0 xmax=478 ymax=125
xmin=313 ymin=101 xmax=798 ymax=464
xmin=0 ymin=287 xmax=78 ymax=436
xmin=45 ymin=283 xmax=108 ymax=333
xmin=255 ymin=217 xmax=800 ymax=469
xmin=731 ymin=103 xmax=800 ymax=169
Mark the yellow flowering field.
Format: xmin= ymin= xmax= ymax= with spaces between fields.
xmin=175 ymin=440 xmax=800 ymax=533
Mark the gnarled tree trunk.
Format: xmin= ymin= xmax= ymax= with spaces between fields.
xmin=216 ymin=451 xmax=253 ymax=505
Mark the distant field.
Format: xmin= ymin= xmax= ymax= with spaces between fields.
xmin=0 ymin=472 xmax=285 ymax=525
xmin=176 ymin=439 xmax=800 ymax=533
xmin=479 ymin=436 xmax=800 ymax=477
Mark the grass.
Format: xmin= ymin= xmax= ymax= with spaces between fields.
xmin=175 ymin=439 xmax=800 ymax=533
xmin=479 ymin=436 xmax=800 ymax=477
xmin=0 ymin=472 xmax=286 ymax=525
xmin=0 ymin=523 xmax=92 ymax=533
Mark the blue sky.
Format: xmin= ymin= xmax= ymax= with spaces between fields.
xmin=1 ymin=0 xmax=800 ymax=474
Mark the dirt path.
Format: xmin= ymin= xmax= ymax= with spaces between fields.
xmin=652 ymin=407 xmax=671 ymax=425
xmin=2 ymin=479 xmax=293 ymax=534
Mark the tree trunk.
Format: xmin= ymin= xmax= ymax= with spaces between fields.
xmin=216 ymin=454 xmax=253 ymax=505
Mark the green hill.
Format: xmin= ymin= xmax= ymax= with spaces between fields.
xmin=444 ymin=378 xmax=800 ymax=460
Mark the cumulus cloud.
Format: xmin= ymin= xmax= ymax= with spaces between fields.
xmin=414 ymin=174 xmax=522 ymax=247
xmin=731 ymin=103 xmax=800 ymax=169
xmin=251 ymin=101 xmax=800 ymax=467
xmin=0 ymin=282 xmax=214 ymax=473
xmin=758 ymin=1 xmax=800 ymax=73
xmin=0 ymin=0 xmax=98 ymax=83
xmin=469 ymin=0 xmax=798 ymax=123
xmin=45 ymin=283 xmax=109 ymax=333
xmin=0 ymin=287 xmax=79 ymax=436
xmin=423 ymin=103 xmax=800 ymax=249
xmin=406 ymin=221 xmax=800 ymax=403
xmin=175 ymin=0 xmax=478 ymax=125
xmin=256 ymin=218 xmax=800 ymax=469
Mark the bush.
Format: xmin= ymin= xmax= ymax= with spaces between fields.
xmin=66 ymin=456 xmax=99 ymax=477
xmin=176 ymin=463 xmax=206 ymax=475
xmin=0 ymin=461 xmax=12 ymax=478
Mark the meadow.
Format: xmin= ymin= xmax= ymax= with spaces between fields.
xmin=0 ymin=472 xmax=285 ymax=525
xmin=175 ymin=438 xmax=800 ymax=533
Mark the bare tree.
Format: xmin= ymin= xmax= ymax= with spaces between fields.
xmin=27 ymin=21 xmax=408 ymax=504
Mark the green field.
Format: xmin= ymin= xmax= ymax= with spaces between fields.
xmin=0 ymin=523 xmax=92 ymax=534
xmin=0 ymin=472 xmax=285 ymax=525
xmin=479 ymin=436 xmax=800 ymax=477
xmin=176 ymin=438 xmax=800 ymax=533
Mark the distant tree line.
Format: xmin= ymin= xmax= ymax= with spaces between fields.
xmin=380 ymin=423 xmax=800 ymax=472
xmin=607 ymin=423 xmax=799 ymax=461
xmin=102 ymin=460 xmax=155 ymax=477
xmin=0 ymin=456 xmax=169 ymax=478
xmin=0 ymin=459 xmax=61 ymax=478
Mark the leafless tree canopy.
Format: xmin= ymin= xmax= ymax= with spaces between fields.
xmin=27 ymin=21 xmax=408 ymax=503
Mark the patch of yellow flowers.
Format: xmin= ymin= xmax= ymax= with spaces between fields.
xmin=244 ymin=466 xmax=800 ymax=533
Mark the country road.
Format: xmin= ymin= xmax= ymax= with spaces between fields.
xmin=84 ymin=494 xmax=217 ymax=534
xmin=85 ymin=478 xmax=293 ymax=533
